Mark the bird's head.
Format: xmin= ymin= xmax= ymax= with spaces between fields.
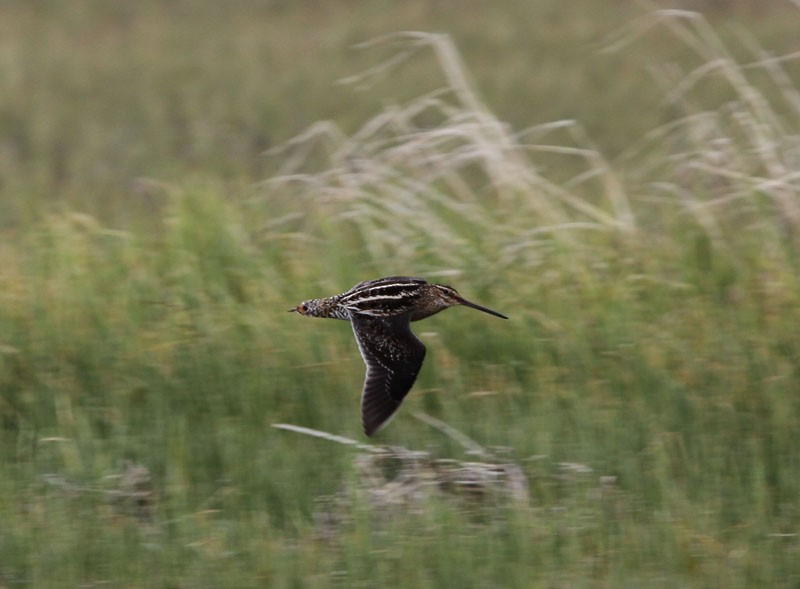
xmin=433 ymin=284 xmax=462 ymax=305
xmin=434 ymin=284 xmax=508 ymax=319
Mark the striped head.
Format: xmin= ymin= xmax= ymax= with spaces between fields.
xmin=405 ymin=283 xmax=462 ymax=320
xmin=420 ymin=283 xmax=508 ymax=321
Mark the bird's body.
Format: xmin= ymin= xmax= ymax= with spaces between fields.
xmin=290 ymin=276 xmax=507 ymax=436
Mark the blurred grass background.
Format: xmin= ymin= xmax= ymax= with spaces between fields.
xmin=2 ymin=0 xmax=800 ymax=587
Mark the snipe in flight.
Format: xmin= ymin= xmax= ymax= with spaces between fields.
xmin=290 ymin=276 xmax=508 ymax=436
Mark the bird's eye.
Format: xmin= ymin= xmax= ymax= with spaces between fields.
xmin=298 ymin=303 xmax=308 ymax=314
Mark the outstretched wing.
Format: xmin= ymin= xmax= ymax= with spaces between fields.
xmin=350 ymin=313 xmax=426 ymax=437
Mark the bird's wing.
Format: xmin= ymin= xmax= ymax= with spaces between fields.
xmin=350 ymin=313 xmax=426 ymax=437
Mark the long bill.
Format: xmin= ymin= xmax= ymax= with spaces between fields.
xmin=457 ymin=297 xmax=508 ymax=319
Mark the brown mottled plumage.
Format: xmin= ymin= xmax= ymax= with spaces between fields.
xmin=290 ymin=277 xmax=507 ymax=436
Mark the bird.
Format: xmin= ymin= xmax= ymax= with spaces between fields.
xmin=289 ymin=276 xmax=508 ymax=436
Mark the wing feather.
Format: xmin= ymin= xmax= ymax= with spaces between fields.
xmin=350 ymin=313 xmax=426 ymax=436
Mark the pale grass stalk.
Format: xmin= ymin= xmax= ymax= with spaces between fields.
xmin=272 ymin=423 xmax=383 ymax=453
xmin=262 ymin=32 xmax=636 ymax=275
xmin=608 ymin=10 xmax=800 ymax=249
xmin=411 ymin=412 xmax=490 ymax=458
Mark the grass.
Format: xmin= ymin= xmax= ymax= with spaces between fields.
xmin=2 ymin=1 xmax=800 ymax=587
